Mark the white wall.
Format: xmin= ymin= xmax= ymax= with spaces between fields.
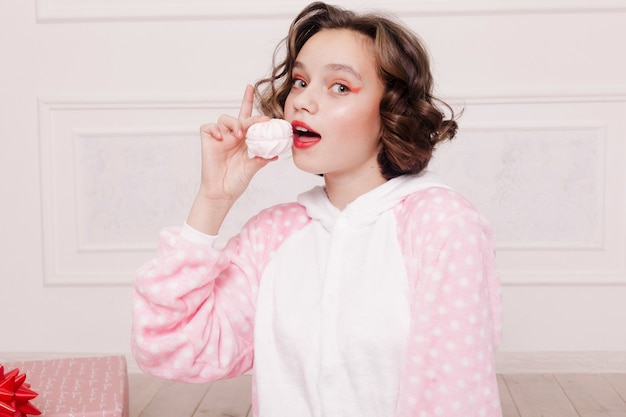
xmin=1 ymin=0 xmax=625 ymax=371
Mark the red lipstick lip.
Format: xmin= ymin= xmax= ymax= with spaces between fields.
xmin=291 ymin=120 xmax=321 ymax=149
xmin=291 ymin=120 xmax=319 ymax=135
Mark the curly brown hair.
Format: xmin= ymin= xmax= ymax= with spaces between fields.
xmin=254 ymin=1 xmax=458 ymax=180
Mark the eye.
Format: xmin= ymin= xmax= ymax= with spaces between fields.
xmin=330 ymin=83 xmax=350 ymax=94
xmin=292 ymin=78 xmax=307 ymax=89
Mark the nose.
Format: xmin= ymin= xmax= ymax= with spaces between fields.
xmin=290 ymin=85 xmax=318 ymax=114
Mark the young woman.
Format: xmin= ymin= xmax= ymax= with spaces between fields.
xmin=131 ymin=2 xmax=503 ymax=416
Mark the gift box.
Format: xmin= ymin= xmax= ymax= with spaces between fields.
xmin=3 ymin=356 xmax=128 ymax=417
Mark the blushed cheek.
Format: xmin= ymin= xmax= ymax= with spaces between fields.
xmin=337 ymin=105 xmax=381 ymax=144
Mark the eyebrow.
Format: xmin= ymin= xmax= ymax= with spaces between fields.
xmin=293 ymin=61 xmax=363 ymax=81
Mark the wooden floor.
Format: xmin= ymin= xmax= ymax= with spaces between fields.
xmin=129 ymin=373 xmax=626 ymax=417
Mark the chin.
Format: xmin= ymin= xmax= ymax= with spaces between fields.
xmin=292 ymin=153 xmax=319 ymax=175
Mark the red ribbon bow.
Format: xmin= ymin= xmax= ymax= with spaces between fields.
xmin=0 ymin=365 xmax=41 ymax=417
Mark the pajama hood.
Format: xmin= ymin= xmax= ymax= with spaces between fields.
xmin=296 ymin=170 xmax=449 ymax=230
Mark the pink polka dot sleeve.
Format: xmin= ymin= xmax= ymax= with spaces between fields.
xmin=394 ymin=188 xmax=503 ymax=417
xmin=131 ymin=203 xmax=310 ymax=383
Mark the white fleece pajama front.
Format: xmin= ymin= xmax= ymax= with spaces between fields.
xmin=132 ymin=172 xmax=503 ymax=417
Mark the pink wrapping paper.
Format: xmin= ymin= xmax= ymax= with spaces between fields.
xmin=4 ymin=356 xmax=128 ymax=417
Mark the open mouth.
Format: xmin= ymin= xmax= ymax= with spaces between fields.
xmin=292 ymin=121 xmax=321 ymax=149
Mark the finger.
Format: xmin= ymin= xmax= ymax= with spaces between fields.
xmin=215 ymin=113 xmax=270 ymax=140
xmin=238 ymin=84 xmax=255 ymax=120
xmin=217 ymin=115 xmax=243 ymax=138
xmin=200 ymin=122 xmax=222 ymax=140
xmin=241 ymin=114 xmax=271 ymax=132
xmin=209 ymin=124 xmax=223 ymax=140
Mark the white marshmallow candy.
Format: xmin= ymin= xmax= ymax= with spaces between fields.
xmin=246 ymin=119 xmax=293 ymax=159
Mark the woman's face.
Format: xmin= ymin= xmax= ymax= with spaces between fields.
xmin=284 ymin=28 xmax=385 ymax=183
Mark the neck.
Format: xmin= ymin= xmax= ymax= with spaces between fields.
xmin=324 ymin=170 xmax=387 ymax=210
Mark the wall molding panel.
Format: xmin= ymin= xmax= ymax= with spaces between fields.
xmin=38 ymin=93 xmax=626 ymax=287
xmin=431 ymin=94 xmax=626 ymax=286
xmin=72 ymin=127 xmax=201 ymax=253
xmin=35 ymin=0 xmax=626 ymax=22
xmin=38 ymin=98 xmax=240 ymax=286
xmin=435 ymin=122 xmax=607 ymax=250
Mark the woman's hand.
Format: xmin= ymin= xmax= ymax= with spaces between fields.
xmin=186 ymin=85 xmax=273 ymax=235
